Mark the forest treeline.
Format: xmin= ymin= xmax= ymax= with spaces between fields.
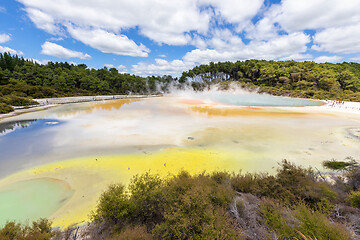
xmin=180 ymin=60 xmax=360 ymax=101
xmin=1 ymin=52 xmax=360 ymax=114
xmin=1 ymin=159 xmax=360 ymax=239
xmin=0 ymin=52 xmax=176 ymax=113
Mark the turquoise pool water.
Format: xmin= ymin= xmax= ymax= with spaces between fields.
xmin=0 ymin=178 xmax=74 ymax=226
xmin=197 ymin=92 xmax=322 ymax=107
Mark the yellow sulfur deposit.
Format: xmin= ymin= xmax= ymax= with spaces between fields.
xmin=0 ymin=147 xmax=251 ymax=228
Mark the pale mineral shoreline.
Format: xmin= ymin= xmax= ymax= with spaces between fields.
xmin=293 ymin=99 xmax=360 ymax=116
xmin=0 ymin=94 xmax=160 ymax=120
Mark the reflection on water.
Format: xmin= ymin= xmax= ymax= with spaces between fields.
xmin=0 ymin=119 xmax=62 ymax=176
xmin=0 ymin=119 xmax=37 ymax=136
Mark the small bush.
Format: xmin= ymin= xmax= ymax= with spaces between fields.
xmin=0 ymin=102 xmax=13 ymax=113
xmin=0 ymin=219 xmax=54 ymax=240
xmin=323 ymin=159 xmax=357 ymax=171
xmin=128 ymin=172 xmax=164 ymax=229
xmin=260 ymin=200 xmax=351 ymax=240
xmin=295 ymin=204 xmax=350 ymax=240
xmin=91 ymin=184 xmax=133 ymax=224
xmin=0 ymin=95 xmax=38 ymax=106
xmin=348 ymin=191 xmax=360 ymax=208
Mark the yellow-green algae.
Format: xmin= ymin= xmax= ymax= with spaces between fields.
xmin=0 ymin=147 xmax=261 ymax=228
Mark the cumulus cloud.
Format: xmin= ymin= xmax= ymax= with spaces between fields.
xmin=67 ymin=26 xmax=150 ymax=57
xmin=198 ymin=0 xmax=264 ymax=27
xmin=244 ymin=4 xmax=282 ymax=41
xmin=132 ymin=59 xmax=194 ymax=76
xmin=314 ymin=55 xmax=343 ymax=63
xmin=0 ymin=33 xmax=11 ymax=43
xmin=0 ymin=46 xmax=23 ymax=55
xmin=17 ymin=0 xmax=211 ymax=46
xmin=183 ymin=32 xmax=310 ymax=64
xmin=274 ymin=0 xmax=360 ymax=32
xmin=41 ymin=41 xmax=91 ymax=59
xmin=312 ymin=23 xmax=360 ymax=54
xmin=25 ymin=8 xmax=63 ymax=35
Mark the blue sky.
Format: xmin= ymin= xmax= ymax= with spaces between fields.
xmin=0 ymin=0 xmax=360 ymax=76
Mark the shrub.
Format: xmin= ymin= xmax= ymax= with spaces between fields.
xmin=323 ymin=159 xmax=357 ymax=171
xmin=348 ymin=191 xmax=360 ymax=208
xmin=0 ymin=219 xmax=54 ymax=240
xmin=231 ymin=160 xmax=337 ymax=208
xmin=153 ymin=173 xmax=241 ymax=239
xmin=0 ymin=95 xmax=38 ymax=106
xmin=295 ymin=204 xmax=350 ymax=240
xmin=260 ymin=200 xmax=351 ymax=240
xmin=91 ymin=184 xmax=133 ymax=225
xmin=128 ymin=172 xmax=164 ymax=229
xmin=0 ymin=102 xmax=13 ymax=113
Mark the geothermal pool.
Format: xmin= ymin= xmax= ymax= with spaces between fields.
xmin=0 ymin=92 xmax=359 ymax=227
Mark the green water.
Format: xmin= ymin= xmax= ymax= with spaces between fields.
xmin=0 ymin=178 xmax=74 ymax=226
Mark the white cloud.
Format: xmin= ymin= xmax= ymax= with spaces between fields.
xmin=0 ymin=6 xmax=6 ymax=13
xmin=0 ymin=33 xmax=11 ymax=43
xmin=67 ymin=26 xmax=150 ymax=57
xmin=279 ymin=53 xmax=313 ymax=61
xmin=199 ymin=0 xmax=264 ymax=25
xmin=132 ymin=59 xmax=194 ymax=76
xmin=17 ymin=0 xmax=211 ymax=46
xmin=104 ymin=64 xmax=128 ymax=73
xmin=207 ymin=29 xmax=244 ymax=51
xmin=314 ymin=55 xmax=343 ymax=63
xmin=25 ymin=8 xmax=62 ymax=35
xmin=26 ymin=58 xmax=50 ymax=65
xmin=0 ymin=46 xmax=23 ymax=55
xmin=184 ymin=32 xmax=310 ymax=64
xmin=41 ymin=41 xmax=91 ymax=59
xmin=349 ymin=55 xmax=360 ymax=62
xmin=244 ymin=4 xmax=282 ymax=41
xmin=312 ymin=23 xmax=360 ymax=54
xmin=274 ymin=0 xmax=360 ymax=32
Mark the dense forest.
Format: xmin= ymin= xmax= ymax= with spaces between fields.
xmin=1 ymin=159 xmax=360 ymax=239
xmin=181 ymin=60 xmax=360 ymax=101
xmin=0 ymin=52 xmax=177 ymax=113
xmin=1 ymin=52 xmax=360 ymax=114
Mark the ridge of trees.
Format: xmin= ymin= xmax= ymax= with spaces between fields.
xmin=180 ymin=60 xmax=360 ymax=101
xmin=0 ymin=52 xmax=177 ymax=113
